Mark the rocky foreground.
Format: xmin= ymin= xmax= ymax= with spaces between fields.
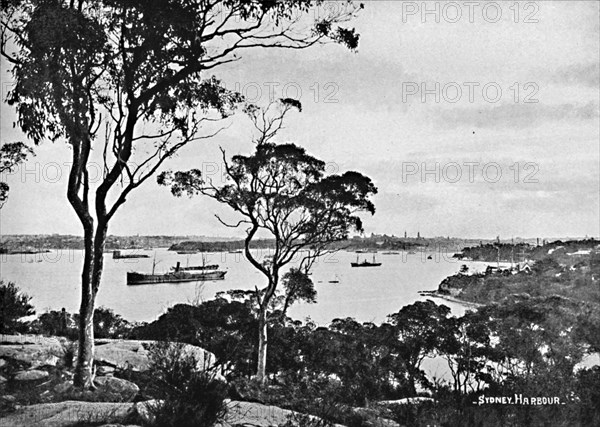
xmin=0 ymin=399 xmax=350 ymax=427
xmin=0 ymin=334 xmax=404 ymax=427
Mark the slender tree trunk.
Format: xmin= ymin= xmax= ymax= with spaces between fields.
xmin=75 ymin=285 xmax=96 ymax=387
xmin=73 ymin=221 xmax=108 ymax=388
xmin=256 ymin=306 xmax=268 ymax=384
xmin=407 ymin=363 xmax=418 ymax=396
xmin=243 ymin=224 xmax=278 ymax=384
xmin=67 ymin=82 xmax=134 ymax=389
xmin=74 ymin=229 xmax=96 ymax=388
xmin=68 ymin=139 xmax=97 ymax=387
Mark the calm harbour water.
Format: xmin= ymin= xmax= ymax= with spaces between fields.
xmin=1 ymin=248 xmax=492 ymax=325
xmin=7 ymin=249 xmax=597 ymax=382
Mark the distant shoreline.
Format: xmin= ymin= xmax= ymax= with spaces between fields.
xmin=0 ymin=249 xmax=51 ymax=255
xmin=418 ymin=290 xmax=483 ymax=309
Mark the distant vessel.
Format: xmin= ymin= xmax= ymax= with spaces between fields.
xmin=127 ymin=270 xmax=226 ymax=285
xmin=176 ymin=264 xmax=219 ymax=271
xmin=113 ymin=250 xmax=150 ymax=259
xmin=177 ymin=250 xmax=199 ymax=255
xmin=228 ymin=250 xmax=243 ymax=254
xmin=127 ymin=261 xmax=226 ymax=285
xmin=328 ymin=274 xmax=341 ymax=283
xmin=351 ymin=254 xmax=382 ymax=268
xmin=382 ymin=251 xmax=400 ymax=255
xmin=3 ymin=249 xmax=50 ymax=255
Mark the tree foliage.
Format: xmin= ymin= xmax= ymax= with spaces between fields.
xmin=387 ymin=300 xmax=451 ymax=394
xmin=133 ymin=300 xmax=258 ymax=377
xmin=91 ymin=306 xmax=132 ymax=339
xmin=159 ymin=100 xmax=377 ymax=381
xmin=280 ymin=267 xmax=317 ymax=319
xmin=0 ymin=280 xmax=35 ymax=333
xmin=130 ymin=290 xmax=600 ymax=425
xmin=0 ymin=141 xmax=34 ymax=206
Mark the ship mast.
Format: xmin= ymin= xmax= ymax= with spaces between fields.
xmin=152 ymin=252 xmax=161 ymax=275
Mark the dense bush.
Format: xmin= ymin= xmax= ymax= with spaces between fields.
xmin=0 ymin=280 xmax=35 ymax=333
xmin=28 ymin=306 xmax=132 ymax=339
xmin=145 ymin=341 xmax=228 ymax=427
xmin=28 ymin=309 xmax=77 ymax=339
xmin=574 ymin=366 xmax=600 ymax=425
xmin=132 ymin=299 xmax=258 ymax=378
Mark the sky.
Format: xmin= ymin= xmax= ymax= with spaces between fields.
xmin=1 ymin=1 xmax=599 ymax=240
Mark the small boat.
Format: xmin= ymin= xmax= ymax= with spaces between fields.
xmin=228 ymin=250 xmax=243 ymax=254
xmin=328 ymin=274 xmax=340 ymax=283
xmin=427 ymin=255 xmax=433 ymax=260
xmin=351 ymin=254 xmax=382 ymax=268
xmin=382 ymin=251 xmax=400 ymax=255
xmin=177 ymin=250 xmax=199 ymax=255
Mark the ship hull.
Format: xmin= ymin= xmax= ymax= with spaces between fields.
xmin=350 ymin=262 xmax=382 ymax=267
xmin=114 ymin=254 xmax=150 ymax=259
xmin=127 ymin=270 xmax=226 ymax=285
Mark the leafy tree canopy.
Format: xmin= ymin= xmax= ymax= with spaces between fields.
xmin=0 ymin=141 xmax=34 ymax=206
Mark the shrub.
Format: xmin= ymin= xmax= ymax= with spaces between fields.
xmin=0 ymin=280 xmax=35 ymax=333
xmin=29 ymin=309 xmax=77 ymax=339
xmin=61 ymin=340 xmax=77 ymax=368
xmin=145 ymin=341 xmax=228 ymax=427
xmin=575 ymin=367 xmax=600 ymax=426
xmin=92 ymin=306 xmax=132 ymax=339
